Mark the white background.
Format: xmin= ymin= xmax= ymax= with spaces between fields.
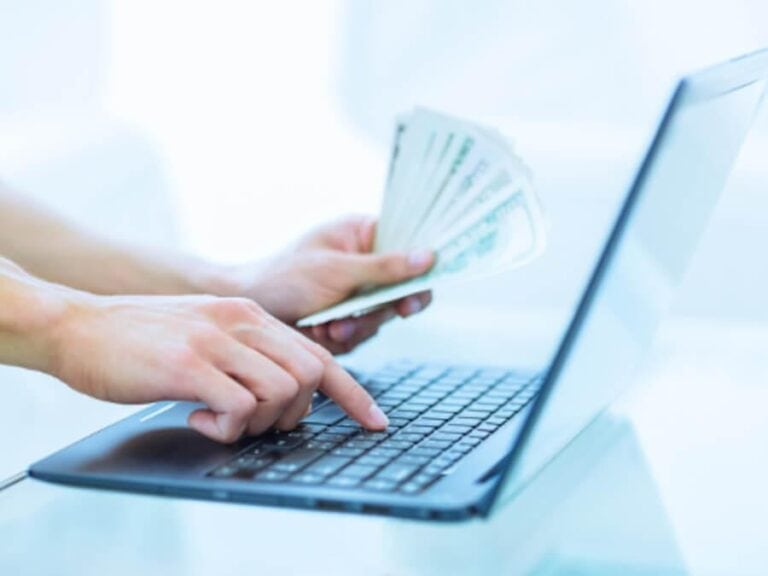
xmin=1 ymin=0 xmax=766 ymax=325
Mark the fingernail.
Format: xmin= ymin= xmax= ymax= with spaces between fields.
xmin=331 ymin=319 xmax=356 ymax=342
xmin=407 ymin=250 xmax=433 ymax=272
xmin=405 ymin=296 xmax=423 ymax=315
xmin=368 ymin=403 xmax=389 ymax=429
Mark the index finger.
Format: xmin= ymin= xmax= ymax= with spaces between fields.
xmin=319 ymin=361 xmax=389 ymax=430
xmin=287 ymin=325 xmax=390 ymax=429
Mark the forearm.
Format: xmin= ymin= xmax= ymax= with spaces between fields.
xmin=0 ymin=184 xmax=235 ymax=297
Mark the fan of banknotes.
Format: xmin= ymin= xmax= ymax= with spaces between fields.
xmin=297 ymin=107 xmax=547 ymax=327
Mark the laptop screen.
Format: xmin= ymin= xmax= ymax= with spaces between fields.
xmin=487 ymin=55 xmax=768 ymax=513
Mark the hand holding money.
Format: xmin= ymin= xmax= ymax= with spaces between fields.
xmin=299 ymin=108 xmax=546 ymax=327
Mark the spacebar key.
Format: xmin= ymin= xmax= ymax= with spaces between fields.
xmin=302 ymin=403 xmax=346 ymax=425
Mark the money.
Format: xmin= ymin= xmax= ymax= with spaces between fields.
xmin=297 ymin=107 xmax=546 ymax=327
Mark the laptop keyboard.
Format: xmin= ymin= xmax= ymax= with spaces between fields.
xmin=209 ymin=362 xmax=542 ymax=495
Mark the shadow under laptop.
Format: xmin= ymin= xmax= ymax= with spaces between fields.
xmin=0 ymin=410 xmax=688 ymax=576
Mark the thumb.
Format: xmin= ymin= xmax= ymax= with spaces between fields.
xmin=339 ymin=249 xmax=434 ymax=286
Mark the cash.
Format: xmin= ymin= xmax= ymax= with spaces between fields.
xmin=297 ymin=107 xmax=547 ymax=327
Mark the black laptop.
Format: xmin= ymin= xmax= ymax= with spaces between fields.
xmin=29 ymin=49 xmax=768 ymax=521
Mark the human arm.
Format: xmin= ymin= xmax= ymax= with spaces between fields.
xmin=0 ymin=184 xmax=218 ymax=297
xmin=0 ymin=184 xmax=434 ymax=352
xmin=0 ymin=257 xmax=388 ymax=442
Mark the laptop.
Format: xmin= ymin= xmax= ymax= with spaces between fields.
xmin=29 ymin=49 xmax=768 ymax=521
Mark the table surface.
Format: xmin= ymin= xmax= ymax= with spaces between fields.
xmin=1 ymin=310 xmax=767 ymax=576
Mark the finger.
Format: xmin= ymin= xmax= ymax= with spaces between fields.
xmin=287 ymin=329 xmax=389 ymax=430
xmin=356 ymin=216 xmax=378 ymax=252
xmin=394 ymin=291 xmax=433 ymax=318
xmin=344 ymin=316 xmax=389 ymax=348
xmin=336 ymin=249 xmax=434 ymax=286
xmin=311 ymin=323 xmax=329 ymax=342
xmin=328 ymin=307 xmax=396 ymax=344
xmin=317 ymin=361 xmax=389 ymax=430
xmin=234 ymin=320 xmax=324 ymax=431
xmin=183 ymin=363 xmax=258 ymax=443
xmin=296 ymin=324 xmax=351 ymax=355
xmin=206 ymin=335 xmax=304 ymax=435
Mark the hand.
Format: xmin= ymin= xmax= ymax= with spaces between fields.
xmin=46 ymin=292 xmax=389 ymax=443
xmin=218 ymin=215 xmax=434 ymax=353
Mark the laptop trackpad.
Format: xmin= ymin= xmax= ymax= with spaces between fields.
xmin=78 ymin=403 xmax=243 ymax=475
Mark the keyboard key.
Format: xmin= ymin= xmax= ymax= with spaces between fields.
xmin=355 ymin=454 xmax=390 ymax=467
xmin=244 ymin=444 xmax=274 ymax=457
xmin=293 ymin=423 xmax=327 ymax=436
xmin=442 ymin=449 xmax=465 ymax=462
xmin=292 ymin=472 xmax=324 ymax=484
xmin=477 ymin=423 xmax=498 ymax=433
xmin=233 ymin=455 xmax=276 ymax=471
xmin=412 ymin=417 xmax=446 ymax=429
xmin=420 ymin=439 xmax=452 ymax=450
xmin=358 ymin=431 xmax=390 ymax=441
xmin=272 ymin=448 xmax=324 ymax=472
xmin=338 ymin=463 xmax=378 ymax=479
xmin=457 ymin=437 xmax=482 ymax=448
xmin=441 ymin=398 xmax=471 ymax=408
xmin=331 ymin=447 xmax=365 ymax=457
xmin=407 ymin=446 xmax=442 ymax=458
xmin=379 ymin=390 xmax=411 ymax=401
xmin=364 ymin=478 xmax=398 ymax=492
xmin=452 ymin=417 xmax=482 ymax=427
xmin=254 ymin=469 xmax=290 ymax=481
xmin=304 ymin=456 xmax=351 ymax=477
xmin=368 ymin=447 xmax=402 ymax=459
xmin=303 ymin=440 xmax=337 ymax=451
xmin=314 ymin=431 xmax=351 ymax=443
xmin=387 ymin=417 xmax=411 ymax=427
xmin=210 ymin=465 xmax=237 ymax=478
xmin=392 ymin=433 xmax=425 ymax=443
xmin=375 ymin=462 xmax=420 ymax=483
xmin=332 ymin=423 xmax=361 ymax=434
xmin=302 ymin=403 xmax=346 ymax=425
xmin=390 ymin=410 xmax=421 ymax=420
xmin=463 ymin=406 xmax=493 ymax=416
xmin=285 ymin=429 xmax=315 ymax=440
xmin=432 ymin=431 xmax=462 ymax=442
xmin=327 ymin=476 xmax=362 ymax=488
xmin=259 ymin=435 xmax=305 ymax=451
xmin=396 ymin=453 xmax=433 ymax=466
xmin=384 ymin=439 xmax=416 ymax=450
xmin=421 ymin=410 xmax=452 ymax=421
xmin=404 ymin=402 xmax=433 ymax=412
xmin=341 ymin=438 xmax=378 ymax=450
xmin=430 ymin=404 xmax=461 ymax=415
xmin=422 ymin=464 xmax=446 ymax=476
xmin=405 ymin=424 xmax=437 ymax=434
xmin=451 ymin=389 xmax=480 ymax=399
xmin=441 ymin=424 xmax=472 ymax=435
xmin=399 ymin=482 xmax=424 ymax=494
xmin=409 ymin=472 xmax=438 ymax=487
xmin=377 ymin=399 xmax=402 ymax=409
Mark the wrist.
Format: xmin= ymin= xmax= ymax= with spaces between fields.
xmin=0 ymin=260 xmax=91 ymax=374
